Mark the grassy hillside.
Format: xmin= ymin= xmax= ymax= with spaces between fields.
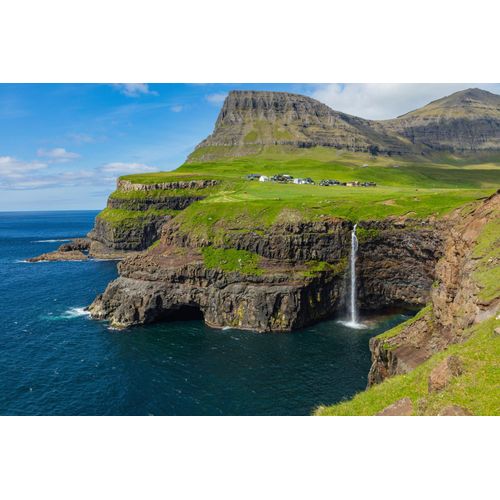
xmin=315 ymin=204 xmax=500 ymax=416
xmin=314 ymin=315 xmax=500 ymax=416
xmin=115 ymin=147 xmax=499 ymax=239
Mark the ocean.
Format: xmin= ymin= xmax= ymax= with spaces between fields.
xmin=0 ymin=210 xmax=410 ymax=415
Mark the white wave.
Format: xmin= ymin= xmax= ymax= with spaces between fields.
xmin=62 ymin=307 xmax=91 ymax=319
xmin=33 ymin=239 xmax=72 ymax=243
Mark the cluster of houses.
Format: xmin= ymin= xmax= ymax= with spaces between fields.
xmin=246 ymin=173 xmax=376 ymax=187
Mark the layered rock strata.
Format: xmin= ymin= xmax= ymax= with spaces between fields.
xmin=368 ymin=192 xmax=499 ymax=385
xmin=89 ymin=216 xmax=445 ymax=332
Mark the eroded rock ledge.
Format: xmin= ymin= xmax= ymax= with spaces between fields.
xmin=29 ymin=178 xmax=220 ymax=262
xmin=368 ymin=192 xmax=499 ymax=385
xmin=88 ymin=215 xmax=445 ymax=332
xmin=89 ymin=247 xmax=344 ymax=332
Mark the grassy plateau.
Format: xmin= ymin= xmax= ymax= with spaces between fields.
xmin=111 ymin=146 xmax=499 ymax=239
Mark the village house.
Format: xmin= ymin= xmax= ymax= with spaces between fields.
xmin=293 ymin=177 xmax=315 ymax=185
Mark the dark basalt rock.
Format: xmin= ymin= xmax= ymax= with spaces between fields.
xmin=27 ymin=238 xmax=91 ymax=262
xmin=89 ymin=250 xmax=344 ymax=332
xmin=357 ymin=222 xmax=444 ymax=310
xmin=89 ymin=215 xmax=445 ymax=332
xmin=87 ymin=215 xmax=171 ymax=252
xmin=107 ymin=196 xmax=205 ymax=211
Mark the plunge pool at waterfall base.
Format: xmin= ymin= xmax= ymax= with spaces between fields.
xmin=1 ymin=211 xmax=415 ymax=416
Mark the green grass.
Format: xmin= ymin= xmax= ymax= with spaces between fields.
xmin=170 ymin=188 xmax=488 ymax=246
xmin=472 ymin=214 xmax=500 ymax=302
xmin=301 ymin=258 xmax=347 ymax=278
xmin=315 ymin=315 xmax=500 ymax=416
xmin=202 ymin=246 xmax=263 ymax=275
xmin=356 ymin=227 xmax=381 ymax=243
xmin=376 ymin=305 xmax=433 ymax=348
xmin=181 ymin=146 xmax=500 ymax=189
xmin=114 ymin=147 xmax=498 ymax=237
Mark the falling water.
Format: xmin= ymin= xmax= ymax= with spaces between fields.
xmin=339 ymin=223 xmax=365 ymax=329
xmin=349 ymin=223 xmax=359 ymax=325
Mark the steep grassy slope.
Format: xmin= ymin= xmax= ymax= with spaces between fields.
xmin=315 ymin=315 xmax=499 ymax=416
xmin=316 ymin=197 xmax=500 ymax=415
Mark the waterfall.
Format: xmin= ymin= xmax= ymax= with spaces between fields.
xmin=349 ymin=223 xmax=359 ymax=325
xmin=339 ymin=223 xmax=365 ymax=329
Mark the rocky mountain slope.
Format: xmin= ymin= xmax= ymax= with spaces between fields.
xmin=382 ymin=88 xmax=500 ymax=151
xmin=316 ymin=191 xmax=499 ymax=415
xmin=190 ymin=88 xmax=500 ymax=161
xmin=192 ymin=90 xmax=413 ymax=159
xmin=368 ymin=190 xmax=499 ymax=384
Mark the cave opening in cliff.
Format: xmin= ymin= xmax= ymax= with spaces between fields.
xmin=162 ymin=305 xmax=204 ymax=322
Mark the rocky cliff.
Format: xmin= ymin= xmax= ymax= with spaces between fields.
xmin=189 ymin=88 xmax=500 ymax=161
xmin=368 ymin=191 xmax=499 ymax=385
xmin=30 ymin=178 xmax=219 ymax=261
xmin=191 ymin=90 xmax=412 ymax=160
xmin=88 ymin=214 xmax=444 ymax=331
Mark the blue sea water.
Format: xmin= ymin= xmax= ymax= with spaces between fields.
xmin=0 ymin=211 xmax=411 ymax=415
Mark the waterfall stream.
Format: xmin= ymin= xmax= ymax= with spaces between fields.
xmin=349 ymin=223 xmax=359 ymax=324
xmin=341 ymin=223 xmax=365 ymax=329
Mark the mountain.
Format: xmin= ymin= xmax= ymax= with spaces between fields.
xmin=190 ymin=88 xmax=500 ymax=161
xmin=382 ymin=88 xmax=500 ymax=151
xmin=192 ymin=90 xmax=414 ymax=160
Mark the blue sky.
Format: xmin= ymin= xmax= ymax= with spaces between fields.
xmin=1 ymin=83 xmax=499 ymax=211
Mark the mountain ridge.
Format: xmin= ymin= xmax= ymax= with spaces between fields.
xmin=190 ymin=88 xmax=500 ymax=161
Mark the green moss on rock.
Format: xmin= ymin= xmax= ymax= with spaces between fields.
xmin=202 ymin=247 xmax=263 ymax=275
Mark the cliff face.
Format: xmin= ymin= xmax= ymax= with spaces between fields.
xmin=88 ymin=214 xmax=444 ymax=332
xmin=357 ymin=220 xmax=444 ymax=309
xmin=87 ymin=214 xmax=170 ymax=253
xmin=191 ymin=90 xmax=412 ymax=160
xmin=189 ymin=88 xmax=500 ymax=161
xmin=368 ymin=191 xmax=499 ymax=385
xmin=86 ymin=179 xmax=219 ymax=256
xmin=89 ymin=248 xmax=345 ymax=332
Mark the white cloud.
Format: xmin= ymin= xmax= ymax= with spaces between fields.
xmin=206 ymin=92 xmax=227 ymax=105
xmin=170 ymin=105 xmax=183 ymax=113
xmin=310 ymin=83 xmax=500 ymax=120
xmin=0 ymin=153 xmax=159 ymax=190
xmin=99 ymin=162 xmax=157 ymax=175
xmin=112 ymin=83 xmax=158 ymax=97
xmin=0 ymin=155 xmax=49 ymax=189
xmin=98 ymin=162 xmax=159 ymax=183
xmin=37 ymin=147 xmax=80 ymax=162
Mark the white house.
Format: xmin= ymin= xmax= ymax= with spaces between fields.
xmin=259 ymin=175 xmax=269 ymax=182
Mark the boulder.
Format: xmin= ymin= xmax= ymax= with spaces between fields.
xmin=376 ymin=397 xmax=413 ymax=416
xmin=437 ymin=405 xmax=473 ymax=416
xmin=428 ymin=356 xmax=463 ymax=393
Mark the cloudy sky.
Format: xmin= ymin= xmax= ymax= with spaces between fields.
xmin=1 ymin=83 xmax=499 ymax=211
